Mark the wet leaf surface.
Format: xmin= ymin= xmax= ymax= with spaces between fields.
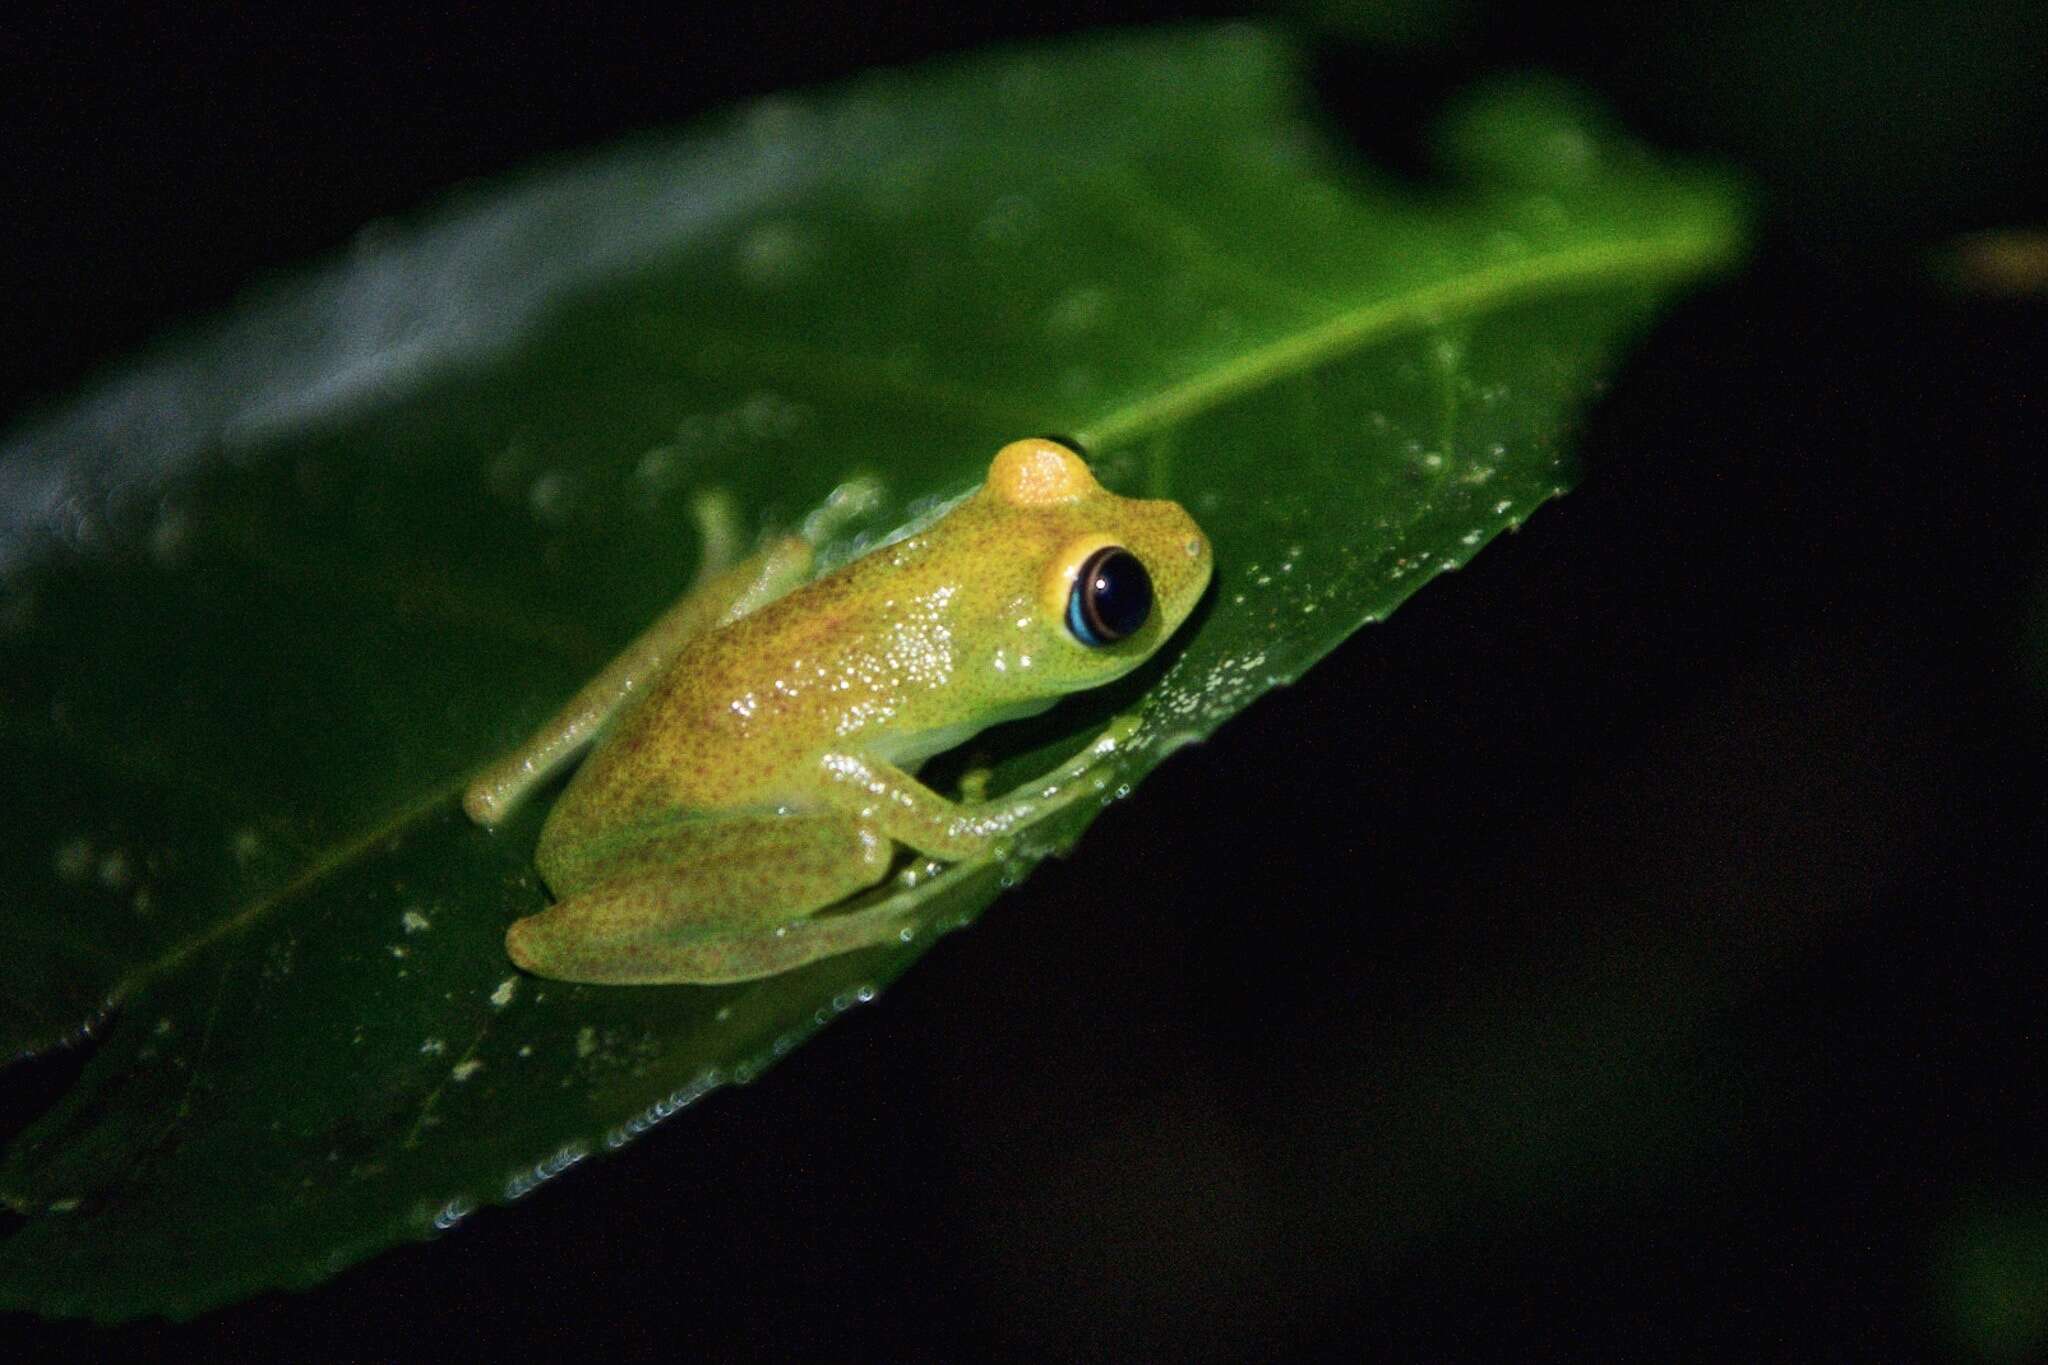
xmin=0 ymin=25 xmax=1742 ymax=1318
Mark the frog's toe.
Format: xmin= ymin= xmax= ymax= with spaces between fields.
xmin=505 ymin=914 xmax=545 ymax=972
xmin=504 ymin=890 xmax=683 ymax=984
xmin=505 ymin=903 xmax=617 ymax=982
xmin=504 ymin=892 xmax=707 ymax=985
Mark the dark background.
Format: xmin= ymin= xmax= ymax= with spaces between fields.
xmin=4 ymin=2 xmax=2045 ymax=1359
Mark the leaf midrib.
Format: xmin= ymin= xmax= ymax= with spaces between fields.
xmin=1077 ymin=230 xmax=1735 ymax=451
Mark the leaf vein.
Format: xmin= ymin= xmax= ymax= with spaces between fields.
xmin=1076 ymin=232 xmax=1733 ymax=451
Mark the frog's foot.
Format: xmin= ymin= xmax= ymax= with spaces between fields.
xmin=510 ymin=815 xmax=891 ymax=985
xmin=799 ymin=474 xmax=885 ymax=545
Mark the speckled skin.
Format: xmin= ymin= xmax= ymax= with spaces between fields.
xmin=464 ymin=440 xmax=1211 ymax=984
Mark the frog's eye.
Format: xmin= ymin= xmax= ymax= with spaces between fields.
xmin=1066 ymin=546 xmax=1153 ymax=647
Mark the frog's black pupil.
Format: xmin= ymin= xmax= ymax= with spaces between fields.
xmin=1071 ymin=547 xmax=1153 ymax=646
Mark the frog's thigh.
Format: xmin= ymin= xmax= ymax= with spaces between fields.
xmin=507 ymin=813 xmax=893 ymax=985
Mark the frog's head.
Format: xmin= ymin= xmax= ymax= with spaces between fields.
xmin=961 ymin=437 xmax=1212 ymax=703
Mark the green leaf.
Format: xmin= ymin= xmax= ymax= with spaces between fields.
xmin=0 ymin=25 xmax=1744 ymax=1319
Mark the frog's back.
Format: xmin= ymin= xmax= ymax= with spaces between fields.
xmin=561 ymin=549 xmax=954 ymax=827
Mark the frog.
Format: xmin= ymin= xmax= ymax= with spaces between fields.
xmin=463 ymin=437 xmax=1212 ymax=985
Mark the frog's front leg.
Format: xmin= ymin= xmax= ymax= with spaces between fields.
xmin=815 ymin=716 xmax=1140 ymax=862
xmin=506 ymin=811 xmax=893 ymax=985
xmin=464 ymin=502 xmax=812 ymax=827
xmin=675 ymin=720 xmax=1142 ymax=983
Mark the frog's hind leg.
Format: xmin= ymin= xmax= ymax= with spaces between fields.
xmin=507 ymin=813 xmax=893 ymax=985
xmin=657 ymin=885 xmax=939 ymax=984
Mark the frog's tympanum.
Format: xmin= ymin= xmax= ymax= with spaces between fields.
xmin=464 ymin=439 xmax=1211 ymax=984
